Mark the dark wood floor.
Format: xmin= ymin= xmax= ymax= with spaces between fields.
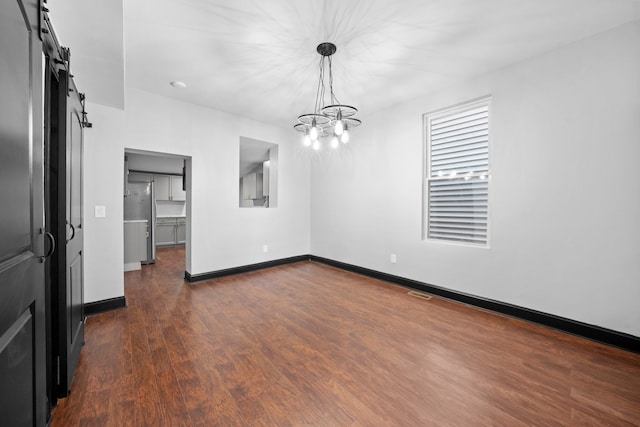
xmin=51 ymin=247 xmax=640 ymax=426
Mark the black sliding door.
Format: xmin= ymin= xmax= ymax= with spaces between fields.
xmin=0 ymin=0 xmax=47 ymax=425
xmin=44 ymin=55 xmax=86 ymax=401
xmin=56 ymin=70 xmax=85 ymax=396
xmin=41 ymin=9 xmax=86 ymax=410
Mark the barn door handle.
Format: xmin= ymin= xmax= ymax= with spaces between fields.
xmin=44 ymin=231 xmax=56 ymax=258
xmin=39 ymin=228 xmax=56 ymax=263
xmin=67 ymin=221 xmax=76 ymax=242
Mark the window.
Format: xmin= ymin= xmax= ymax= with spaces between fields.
xmin=424 ymin=97 xmax=490 ymax=245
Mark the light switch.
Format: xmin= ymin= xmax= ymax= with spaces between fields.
xmin=95 ymin=205 xmax=106 ymax=218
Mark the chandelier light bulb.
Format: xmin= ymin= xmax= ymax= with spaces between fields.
xmin=310 ymin=119 xmax=319 ymax=140
xmin=341 ymin=125 xmax=350 ymax=143
xmin=312 ymin=140 xmax=321 ymax=150
xmin=341 ymin=131 xmax=350 ymax=143
xmin=331 ymin=136 xmax=339 ymax=149
xmin=303 ymin=133 xmax=312 ymax=147
xmin=334 ymin=111 xmax=344 ymax=135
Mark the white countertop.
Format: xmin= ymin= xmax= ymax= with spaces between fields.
xmin=124 ymin=219 xmax=148 ymax=223
xmin=156 ymin=215 xmax=186 ymax=218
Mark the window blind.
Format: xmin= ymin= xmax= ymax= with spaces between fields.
xmin=426 ymin=100 xmax=490 ymax=245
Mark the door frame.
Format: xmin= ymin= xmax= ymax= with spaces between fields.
xmin=123 ymin=149 xmax=192 ymax=272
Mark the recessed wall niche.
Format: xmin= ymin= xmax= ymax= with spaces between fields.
xmin=239 ymin=137 xmax=278 ymax=208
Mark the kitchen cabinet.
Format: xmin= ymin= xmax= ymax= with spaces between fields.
xmin=155 ymin=174 xmax=185 ymax=201
xmin=156 ymin=217 xmax=186 ymax=246
xmin=242 ymin=173 xmax=255 ymax=199
xmin=242 ymin=172 xmax=263 ymax=199
xmin=171 ymin=175 xmax=186 ymax=201
xmin=155 ymin=175 xmax=171 ymax=200
xmin=156 ymin=219 xmax=176 ymax=246
xmin=176 ymin=218 xmax=186 ymax=244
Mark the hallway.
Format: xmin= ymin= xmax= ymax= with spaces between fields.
xmin=51 ymin=248 xmax=640 ymax=426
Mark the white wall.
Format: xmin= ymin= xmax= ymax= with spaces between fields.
xmin=310 ymin=21 xmax=640 ymax=337
xmin=83 ymin=89 xmax=311 ymax=303
xmin=83 ymin=105 xmax=127 ymax=302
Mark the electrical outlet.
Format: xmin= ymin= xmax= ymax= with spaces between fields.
xmin=390 ymin=253 xmax=397 ymax=264
xmin=263 ymin=245 xmax=269 ymax=253
xmin=95 ymin=205 xmax=106 ymax=218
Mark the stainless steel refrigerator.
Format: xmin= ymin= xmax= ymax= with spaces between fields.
xmin=124 ymin=181 xmax=156 ymax=263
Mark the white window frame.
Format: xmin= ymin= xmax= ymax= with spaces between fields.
xmin=423 ymin=96 xmax=491 ymax=246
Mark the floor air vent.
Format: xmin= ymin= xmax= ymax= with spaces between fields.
xmin=408 ymin=290 xmax=432 ymax=301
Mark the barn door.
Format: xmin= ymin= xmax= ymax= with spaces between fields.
xmin=56 ymin=69 xmax=85 ymax=397
xmin=0 ymin=0 xmax=48 ymax=425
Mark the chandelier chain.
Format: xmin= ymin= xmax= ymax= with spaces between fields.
xmin=315 ymin=55 xmax=325 ymax=114
xmin=328 ymin=56 xmax=340 ymax=106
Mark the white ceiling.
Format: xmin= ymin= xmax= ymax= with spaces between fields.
xmin=50 ymin=0 xmax=640 ymax=129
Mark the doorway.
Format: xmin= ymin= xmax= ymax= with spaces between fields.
xmin=123 ymin=150 xmax=191 ymax=274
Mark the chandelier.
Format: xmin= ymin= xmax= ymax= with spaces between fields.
xmin=294 ymin=42 xmax=361 ymax=150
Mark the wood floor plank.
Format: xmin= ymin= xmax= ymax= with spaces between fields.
xmin=51 ymin=247 xmax=640 ymax=426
